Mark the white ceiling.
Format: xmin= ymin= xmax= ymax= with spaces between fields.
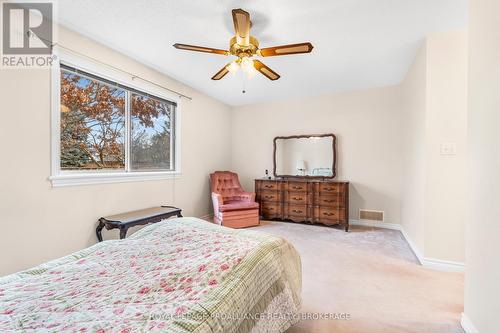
xmin=54 ymin=0 xmax=467 ymax=106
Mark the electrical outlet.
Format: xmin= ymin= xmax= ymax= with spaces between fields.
xmin=440 ymin=143 xmax=457 ymax=155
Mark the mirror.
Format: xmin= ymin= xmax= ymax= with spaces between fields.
xmin=273 ymin=134 xmax=336 ymax=178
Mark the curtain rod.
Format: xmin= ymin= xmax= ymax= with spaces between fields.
xmin=38 ymin=34 xmax=192 ymax=101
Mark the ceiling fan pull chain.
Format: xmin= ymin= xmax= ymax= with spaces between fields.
xmin=242 ymin=71 xmax=247 ymax=94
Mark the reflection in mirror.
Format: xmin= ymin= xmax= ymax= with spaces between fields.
xmin=275 ymin=135 xmax=335 ymax=177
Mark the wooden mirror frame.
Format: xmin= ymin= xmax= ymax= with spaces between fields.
xmin=273 ymin=133 xmax=337 ymax=179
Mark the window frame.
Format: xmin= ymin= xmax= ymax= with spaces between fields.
xmin=50 ymin=47 xmax=181 ymax=187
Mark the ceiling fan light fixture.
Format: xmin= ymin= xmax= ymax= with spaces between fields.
xmin=246 ymin=66 xmax=258 ymax=79
xmin=240 ymin=57 xmax=254 ymax=73
xmin=174 ymin=8 xmax=313 ymax=82
xmin=227 ymin=61 xmax=240 ymax=73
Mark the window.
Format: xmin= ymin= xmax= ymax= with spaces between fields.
xmin=130 ymin=92 xmax=174 ymax=171
xmin=51 ymin=58 xmax=179 ymax=187
xmin=60 ymin=67 xmax=127 ymax=171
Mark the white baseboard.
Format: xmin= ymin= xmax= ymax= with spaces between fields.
xmin=198 ymin=213 xmax=213 ymax=221
xmin=399 ymin=226 xmax=424 ymax=265
xmin=461 ymin=313 xmax=479 ymax=333
xmin=350 ymin=219 xmax=401 ymax=231
xmin=421 ymin=257 xmax=465 ymax=273
xmin=349 ymin=219 xmax=465 ymax=272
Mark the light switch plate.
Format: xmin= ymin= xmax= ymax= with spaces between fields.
xmin=440 ymin=143 xmax=457 ymax=155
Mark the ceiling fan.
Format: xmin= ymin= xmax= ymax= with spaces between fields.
xmin=173 ymin=8 xmax=314 ymax=81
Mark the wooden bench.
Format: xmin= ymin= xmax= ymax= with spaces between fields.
xmin=96 ymin=206 xmax=182 ymax=242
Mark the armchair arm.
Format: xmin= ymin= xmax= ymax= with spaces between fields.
xmin=211 ymin=193 xmax=224 ymax=213
xmin=238 ymin=191 xmax=256 ymax=202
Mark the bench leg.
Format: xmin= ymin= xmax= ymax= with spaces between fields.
xmin=119 ymin=227 xmax=128 ymax=239
xmin=96 ymin=220 xmax=105 ymax=242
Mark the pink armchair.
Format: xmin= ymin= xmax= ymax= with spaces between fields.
xmin=210 ymin=171 xmax=260 ymax=228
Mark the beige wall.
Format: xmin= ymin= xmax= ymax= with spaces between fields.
xmin=424 ymin=30 xmax=467 ymax=263
xmin=463 ymin=0 xmax=500 ymax=331
xmin=400 ymin=30 xmax=467 ymax=264
xmin=231 ymin=86 xmax=405 ymax=224
xmin=0 ymin=26 xmax=232 ymax=276
xmin=400 ymin=42 xmax=427 ymax=254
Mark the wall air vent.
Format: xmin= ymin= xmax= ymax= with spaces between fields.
xmin=359 ymin=209 xmax=384 ymax=222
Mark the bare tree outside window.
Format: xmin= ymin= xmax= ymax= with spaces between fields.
xmin=131 ymin=93 xmax=173 ymax=170
xmin=60 ymin=70 xmax=125 ymax=170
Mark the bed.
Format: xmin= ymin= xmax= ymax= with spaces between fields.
xmin=0 ymin=217 xmax=301 ymax=332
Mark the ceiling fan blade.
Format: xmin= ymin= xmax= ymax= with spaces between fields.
xmin=258 ymin=42 xmax=314 ymax=57
xmin=253 ymin=60 xmax=280 ymax=81
xmin=211 ymin=63 xmax=231 ymax=80
xmin=173 ymin=43 xmax=229 ymax=55
xmin=232 ymin=8 xmax=251 ymax=46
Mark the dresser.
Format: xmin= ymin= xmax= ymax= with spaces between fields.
xmin=255 ymin=178 xmax=349 ymax=231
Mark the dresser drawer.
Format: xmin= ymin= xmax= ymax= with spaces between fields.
xmin=316 ymin=194 xmax=345 ymax=207
xmin=259 ymin=181 xmax=279 ymax=191
xmin=286 ymin=182 xmax=308 ymax=192
xmin=318 ymin=183 xmax=342 ymax=194
xmin=315 ymin=207 xmax=346 ymax=223
xmin=286 ymin=191 xmax=309 ymax=205
xmin=260 ymin=201 xmax=281 ymax=218
xmin=286 ymin=204 xmax=308 ymax=220
xmin=258 ymin=190 xmax=281 ymax=202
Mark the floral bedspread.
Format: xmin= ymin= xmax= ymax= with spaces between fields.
xmin=0 ymin=217 xmax=301 ymax=332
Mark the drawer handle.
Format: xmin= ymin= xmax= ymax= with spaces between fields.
xmin=266 ymin=207 xmax=274 ymax=211
xmin=292 ymin=209 xmax=303 ymax=213
xmin=292 ymin=197 xmax=303 ymax=201
xmin=292 ymin=186 xmax=303 ymax=190
xmin=324 ymin=199 xmax=335 ymax=203
xmin=264 ymin=185 xmax=273 ymax=188
xmin=323 ymin=212 xmax=335 ymax=216
xmin=264 ymin=195 xmax=274 ymax=199
xmin=324 ymin=187 xmax=334 ymax=191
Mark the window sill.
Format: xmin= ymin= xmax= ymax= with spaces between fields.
xmin=49 ymin=171 xmax=181 ymax=187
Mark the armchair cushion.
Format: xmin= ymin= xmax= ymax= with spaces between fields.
xmin=210 ymin=171 xmax=255 ymax=202
xmin=232 ymin=191 xmax=255 ymax=202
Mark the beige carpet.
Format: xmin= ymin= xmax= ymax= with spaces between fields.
xmin=250 ymin=221 xmax=464 ymax=333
